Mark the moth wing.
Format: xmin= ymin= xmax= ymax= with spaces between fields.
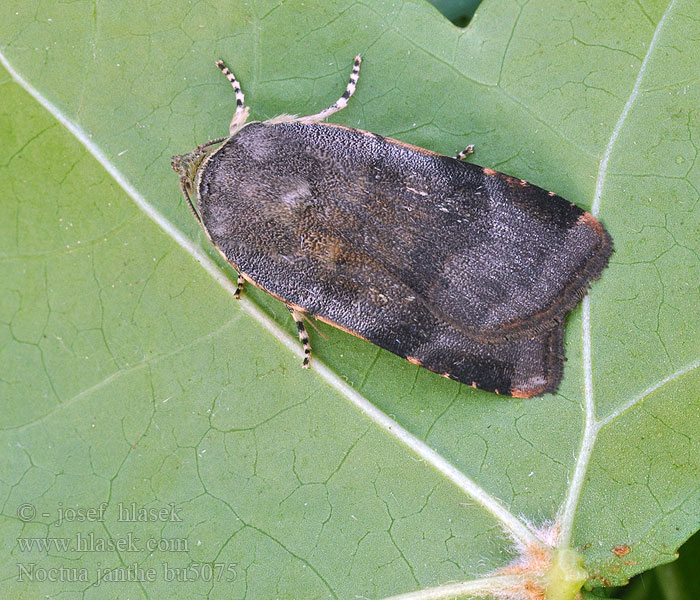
xmin=407 ymin=163 xmax=612 ymax=340
xmin=332 ymin=148 xmax=612 ymax=341
xmin=197 ymin=121 xmax=610 ymax=395
xmin=212 ymin=238 xmax=564 ymax=396
xmin=205 ymin=121 xmax=612 ymax=341
xmin=412 ymin=324 xmax=565 ymax=398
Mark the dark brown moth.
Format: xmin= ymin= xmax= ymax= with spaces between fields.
xmin=172 ymin=56 xmax=612 ymax=398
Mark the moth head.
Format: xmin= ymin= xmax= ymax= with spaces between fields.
xmin=171 ymin=139 xmax=225 ymax=225
xmin=172 ymin=149 xmax=205 ymax=196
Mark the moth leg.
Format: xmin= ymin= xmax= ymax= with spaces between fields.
xmin=215 ymin=60 xmax=250 ymax=134
xmin=233 ymin=274 xmax=245 ymax=299
xmin=454 ymin=144 xmax=475 ymax=160
xmin=298 ymin=55 xmax=361 ymax=123
xmin=288 ymin=308 xmax=312 ymax=368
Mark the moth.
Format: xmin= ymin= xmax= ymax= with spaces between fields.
xmin=172 ymin=56 xmax=612 ymax=397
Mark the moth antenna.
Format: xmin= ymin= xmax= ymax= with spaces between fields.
xmin=178 ymin=178 xmax=202 ymax=225
xmin=233 ymin=274 xmax=245 ymax=299
xmin=298 ymin=55 xmax=361 ymax=123
xmin=216 ymin=60 xmax=249 ymax=133
xmin=454 ymin=144 xmax=475 ymax=160
xmin=288 ymin=308 xmax=312 ymax=367
xmin=196 ymin=136 xmax=229 ymax=151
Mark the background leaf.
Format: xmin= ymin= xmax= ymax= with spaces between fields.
xmin=427 ymin=0 xmax=482 ymax=26
xmin=1 ymin=0 xmax=699 ymax=598
xmin=617 ymin=529 xmax=700 ymax=599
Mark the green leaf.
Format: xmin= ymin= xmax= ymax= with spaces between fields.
xmin=618 ymin=528 xmax=700 ymax=599
xmin=1 ymin=0 xmax=699 ymax=598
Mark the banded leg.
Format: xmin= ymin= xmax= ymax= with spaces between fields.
xmin=233 ymin=274 xmax=245 ymax=299
xmin=288 ymin=307 xmax=312 ymax=368
xmin=215 ymin=60 xmax=250 ymax=133
xmin=298 ymin=55 xmax=362 ymax=123
xmin=454 ymin=144 xmax=475 ymax=160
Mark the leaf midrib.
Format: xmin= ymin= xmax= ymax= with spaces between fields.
xmin=558 ymin=0 xmax=680 ymax=549
xmin=0 ymin=50 xmax=543 ymax=553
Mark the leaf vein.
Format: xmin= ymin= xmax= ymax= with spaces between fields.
xmin=559 ymin=0 xmax=678 ymax=548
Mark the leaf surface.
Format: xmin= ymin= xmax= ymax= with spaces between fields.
xmin=1 ymin=0 xmax=699 ymax=597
